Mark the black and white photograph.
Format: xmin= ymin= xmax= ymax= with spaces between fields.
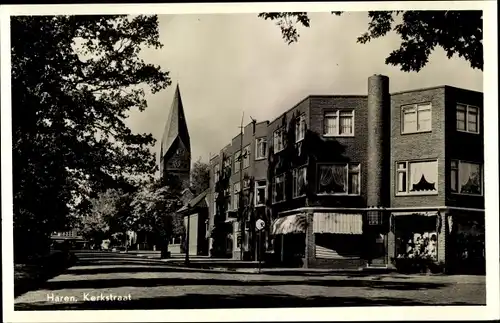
xmin=1 ymin=2 xmax=498 ymax=322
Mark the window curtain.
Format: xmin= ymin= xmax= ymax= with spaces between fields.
xmin=324 ymin=116 xmax=337 ymax=134
xmin=403 ymin=108 xmax=417 ymax=132
xmin=298 ymin=168 xmax=307 ymax=195
xmin=319 ymin=165 xmax=346 ymax=193
xmin=459 ymin=162 xmax=481 ymax=194
xmin=418 ymin=106 xmax=431 ymax=131
xmin=410 ymin=161 xmax=437 ymax=192
xmin=339 ymin=112 xmax=352 ymax=134
xmin=348 ymin=165 xmax=360 ymax=194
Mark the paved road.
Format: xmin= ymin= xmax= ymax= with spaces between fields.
xmin=14 ymin=251 xmax=486 ymax=310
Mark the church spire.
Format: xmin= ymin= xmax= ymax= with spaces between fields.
xmin=160 ymin=83 xmax=191 ymax=158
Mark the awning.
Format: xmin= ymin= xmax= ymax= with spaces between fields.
xmin=313 ymin=212 xmax=363 ymax=234
xmin=271 ymin=214 xmax=307 ymax=235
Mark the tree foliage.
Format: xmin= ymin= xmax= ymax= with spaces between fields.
xmin=11 ymin=15 xmax=169 ymax=257
xmin=129 ymin=179 xmax=184 ymax=239
xmin=258 ymin=11 xmax=483 ymax=72
xmin=190 ymin=159 xmax=210 ymax=195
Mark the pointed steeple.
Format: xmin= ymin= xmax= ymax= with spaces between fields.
xmin=160 ymin=84 xmax=191 ymax=158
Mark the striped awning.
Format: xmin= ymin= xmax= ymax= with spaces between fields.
xmin=271 ymin=214 xmax=307 ymax=235
xmin=313 ymin=212 xmax=363 ymax=234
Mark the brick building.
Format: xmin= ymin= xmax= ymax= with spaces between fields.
xmin=206 ymin=75 xmax=484 ymax=273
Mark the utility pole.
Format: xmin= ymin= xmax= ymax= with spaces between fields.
xmin=239 ymin=112 xmax=245 ymax=261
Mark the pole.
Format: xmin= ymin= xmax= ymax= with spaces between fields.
xmin=258 ymin=231 xmax=262 ymax=274
xmin=185 ymin=213 xmax=190 ymax=265
xmin=239 ymin=112 xmax=244 ymax=261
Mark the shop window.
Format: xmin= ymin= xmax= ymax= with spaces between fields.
xmin=394 ymin=215 xmax=438 ymax=260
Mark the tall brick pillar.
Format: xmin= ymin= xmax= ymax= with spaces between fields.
xmin=366 ymin=75 xmax=390 ymax=266
xmin=367 ymin=74 xmax=390 ymax=207
xmin=303 ymin=211 xmax=315 ymax=269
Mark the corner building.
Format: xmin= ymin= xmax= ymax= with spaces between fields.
xmin=206 ymin=75 xmax=484 ymax=273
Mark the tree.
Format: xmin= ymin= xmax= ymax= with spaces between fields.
xmin=11 ymin=15 xmax=168 ymax=259
xmin=190 ymin=159 xmax=210 ymax=195
xmin=76 ymin=188 xmax=134 ymax=248
xmin=258 ymin=11 xmax=483 ymax=72
xmin=129 ymin=179 xmax=183 ymax=257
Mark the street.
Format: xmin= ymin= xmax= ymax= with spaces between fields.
xmin=14 ymin=251 xmax=485 ymax=310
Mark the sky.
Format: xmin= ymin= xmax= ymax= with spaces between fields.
xmin=125 ymin=12 xmax=483 ymax=174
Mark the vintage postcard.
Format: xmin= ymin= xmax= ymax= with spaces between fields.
xmin=1 ymin=1 xmax=498 ymax=322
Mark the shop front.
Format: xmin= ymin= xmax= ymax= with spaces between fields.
xmin=388 ymin=208 xmax=485 ymax=274
xmin=447 ymin=210 xmax=485 ymax=274
xmin=270 ymin=210 xmax=365 ymax=269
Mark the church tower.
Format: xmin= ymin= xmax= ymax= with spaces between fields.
xmin=159 ymin=84 xmax=191 ymax=189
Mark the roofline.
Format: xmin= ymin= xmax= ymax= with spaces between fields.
xmin=390 ymin=85 xmax=483 ymax=96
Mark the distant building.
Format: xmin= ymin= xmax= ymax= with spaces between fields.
xmin=206 ymin=75 xmax=484 ymax=274
xmin=159 ymin=84 xmax=191 ymax=190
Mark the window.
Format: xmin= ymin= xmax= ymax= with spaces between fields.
xmin=396 ymin=160 xmax=438 ymax=195
xmin=255 ymin=180 xmax=267 ymax=206
xmin=397 ymin=163 xmax=407 ymax=193
xmin=295 ymin=114 xmax=306 ymax=142
xmin=213 ymin=193 xmax=217 ymax=215
xmin=243 ymin=146 xmax=250 ymax=169
xmin=451 ymin=160 xmax=482 ymax=195
xmin=457 ymin=104 xmax=479 ymax=134
xmin=234 ymin=151 xmax=241 ymax=173
xmin=273 ymin=128 xmax=285 ymax=152
xmin=255 ymin=138 xmax=267 ymax=160
xmin=214 ymin=164 xmax=220 ymax=183
xmin=223 ymin=156 xmax=231 ymax=171
xmin=293 ymin=167 xmax=307 ymax=197
xmin=324 ymin=110 xmax=354 ymax=136
xmin=401 ymin=103 xmax=432 ymax=134
xmin=272 ymin=174 xmax=285 ymax=203
xmin=233 ymin=182 xmax=241 ymax=210
xmin=317 ymin=163 xmax=360 ymax=195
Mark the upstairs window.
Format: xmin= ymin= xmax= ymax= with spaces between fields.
xmin=318 ymin=163 xmax=360 ymax=195
xmin=396 ymin=160 xmax=438 ymax=195
xmin=457 ymin=104 xmax=479 ymax=134
xmin=255 ymin=180 xmax=267 ymax=206
xmin=451 ymin=160 xmax=482 ymax=195
xmin=273 ymin=128 xmax=285 ymax=152
xmin=233 ymin=182 xmax=241 ymax=210
xmin=234 ymin=151 xmax=241 ymax=173
xmin=243 ymin=145 xmax=251 ymax=169
xmin=214 ymin=164 xmax=220 ymax=183
xmin=292 ymin=167 xmax=308 ymax=198
xmin=272 ymin=174 xmax=286 ymax=203
xmin=324 ymin=110 xmax=354 ymax=136
xmin=401 ymin=103 xmax=432 ymax=134
xmin=295 ymin=114 xmax=306 ymax=142
xmin=255 ymin=137 xmax=267 ymax=160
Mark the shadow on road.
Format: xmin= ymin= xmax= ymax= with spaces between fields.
xmin=39 ymin=275 xmax=447 ymax=291
xmin=14 ymin=293 xmax=476 ymax=311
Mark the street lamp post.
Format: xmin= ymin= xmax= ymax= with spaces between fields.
xmin=239 ymin=113 xmax=244 ymax=261
xmin=185 ymin=211 xmax=190 ymax=265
